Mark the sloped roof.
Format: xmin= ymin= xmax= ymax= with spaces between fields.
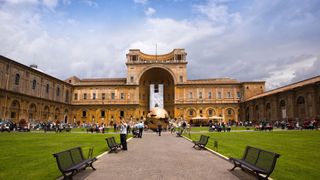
xmin=73 ymin=78 xmax=127 ymax=86
xmin=246 ymin=75 xmax=320 ymax=101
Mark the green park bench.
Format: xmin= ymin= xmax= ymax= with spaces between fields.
xmin=53 ymin=147 xmax=96 ymax=180
xmin=192 ymin=135 xmax=209 ymax=149
xmin=229 ymin=146 xmax=280 ymax=179
xmin=105 ymin=137 xmax=122 ymax=153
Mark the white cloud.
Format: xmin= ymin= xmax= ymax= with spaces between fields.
xmin=194 ymin=0 xmax=242 ymax=25
xmin=83 ymin=0 xmax=98 ymax=8
xmin=42 ymin=0 xmax=59 ymax=9
xmin=0 ymin=0 xmax=319 ymax=90
xmin=145 ymin=7 xmax=156 ymax=16
xmin=134 ymin=0 xmax=148 ymax=5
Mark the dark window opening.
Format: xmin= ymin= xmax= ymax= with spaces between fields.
xmin=82 ymin=111 xmax=87 ymax=117
xmin=120 ymin=111 xmax=124 ymax=117
xmin=101 ymin=110 xmax=105 ymax=117
xmin=154 ymin=84 xmax=159 ymax=93
xmin=32 ymin=80 xmax=36 ymax=90
xmin=56 ymin=87 xmax=60 ymax=96
xmin=15 ymin=74 xmax=20 ymax=85
xmin=46 ymin=84 xmax=49 ymax=93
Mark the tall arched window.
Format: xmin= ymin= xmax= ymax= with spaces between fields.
xmin=15 ymin=74 xmax=20 ymax=85
xmin=56 ymin=86 xmax=60 ymax=96
xmin=46 ymin=84 xmax=49 ymax=93
xmin=32 ymin=79 xmax=36 ymax=90
xmin=65 ymin=90 xmax=69 ymax=103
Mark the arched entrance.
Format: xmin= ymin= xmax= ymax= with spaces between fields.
xmin=54 ymin=108 xmax=60 ymax=122
xmin=254 ymin=105 xmax=259 ymax=121
xmin=9 ymin=100 xmax=20 ymax=123
xmin=28 ymin=103 xmax=37 ymax=123
xmin=226 ymin=108 xmax=236 ymax=124
xmin=64 ymin=109 xmax=68 ymax=123
xmin=266 ymin=103 xmax=271 ymax=121
xmin=42 ymin=106 xmax=50 ymax=122
xmin=139 ymin=67 xmax=175 ymax=118
xmin=297 ymin=96 xmax=306 ymax=120
xmin=279 ymin=100 xmax=286 ymax=119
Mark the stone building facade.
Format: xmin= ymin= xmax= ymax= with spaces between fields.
xmin=240 ymin=76 xmax=320 ymax=123
xmin=3 ymin=49 xmax=316 ymax=126
xmin=0 ymin=56 xmax=72 ymax=125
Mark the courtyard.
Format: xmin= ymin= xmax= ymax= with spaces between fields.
xmin=0 ymin=129 xmax=319 ymax=180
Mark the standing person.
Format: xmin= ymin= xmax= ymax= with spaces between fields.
xmin=138 ymin=121 xmax=144 ymax=138
xmin=120 ymin=120 xmax=128 ymax=151
xmin=157 ymin=123 xmax=162 ymax=136
xmin=113 ymin=123 xmax=117 ymax=132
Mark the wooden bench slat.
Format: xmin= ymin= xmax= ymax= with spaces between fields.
xmin=229 ymin=146 xmax=280 ymax=179
xmin=53 ymin=147 xmax=97 ymax=180
xmin=193 ymin=135 xmax=209 ymax=149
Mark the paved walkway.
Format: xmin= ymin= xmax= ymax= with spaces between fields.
xmin=74 ymin=133 xmax=255 ymax=180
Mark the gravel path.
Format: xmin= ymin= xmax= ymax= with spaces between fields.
xmin=74 ymin=132 xmax=255 ymax=180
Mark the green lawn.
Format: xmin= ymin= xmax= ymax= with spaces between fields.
xmin=185 ymin=131 xmax=320 ymax=180
xmin=66 ymin=127 xmax=116 ymax=133
xmin=0 ymin=132 xmax=121 ymax=180
xmin=190 ymin=126 xmax=253 ymax=132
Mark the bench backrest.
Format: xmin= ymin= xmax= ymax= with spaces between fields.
xmin=70 ymin=147 xmax=85 ymax=164
xmin=199 ymin=135 xmax=209 ymax=145
xmin=53 ymin=147 xmax=84 ymax=172
xmin=106 ymin=137 xmax=116 ymax=148
xmin=243 ymin=146 xmax=280 ymax=174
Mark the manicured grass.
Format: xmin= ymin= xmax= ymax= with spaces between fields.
xmin=0 ymin=132 xmax=122 ymax=180
xmin=186 ymin=130 xmax=320 ymax=180
xmin=67 ymin=127 xmax=116 ymax=133
xmin=190 ymin=126 xmax=253 ymax=132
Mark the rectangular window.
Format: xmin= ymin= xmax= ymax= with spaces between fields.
xmin=32 ymin=80 xmax=36 ymax=90
xmin=208 ymin=92 xmax=212 ymax=99
xmin=102 ymin=93 xmax=105 ymax=100
xmin=154 ymin=84 xmax=159 ymax=93
xmin=101 ymin=110 xmax=105 ymax=117
xmin=46 ymin=84 xmax=49 ymax=93
xmin=218 ymin=92 xmax=222 ymax=99
xmin=74 ymin=93 xmax=78 ymax=100
xmin=130 ymin=76 xmax=134 ymax=83
xmin=199 ymin=92 xmax=203 ymax=99
xmin=84 ymin=93 xmax=87 ymax=100
xmin=120 ymin=93 xmax=125 ymax=100
xmin=189 ymin=92 xmax=193 ymax=99
xmin=56 ymin=87 xmax=60 ymax=96
xmin=93 ymin=93 xmax=96 ymax=100
xmin=120 ymin=110 xmax=124 ymax=117
xmin=176 ymin=54 xmax=182 ymax=60
xmin=180 ymin=76 xmax=183 ymax=83
xmin=131 ymin=55 xmax=137 ymax=61
xmin=82 ymin=111 xmax=87 ymax=117
xmin=237 ymin=92 xmax=241 ymax=98
xmin=111 ymin=92 xmax=115 ymax=100
xmin=227 ymin=92 xmax=232 ymax=98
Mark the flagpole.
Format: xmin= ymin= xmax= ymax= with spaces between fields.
xmin=156 ymin=43 xmax=157 ymax=61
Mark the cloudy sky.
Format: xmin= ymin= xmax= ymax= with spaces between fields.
xmin=0 ymin=0 xmax=319 ymax=90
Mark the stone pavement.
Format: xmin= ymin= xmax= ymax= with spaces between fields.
xmin=74 ymin=133 xmax=255 ymax=180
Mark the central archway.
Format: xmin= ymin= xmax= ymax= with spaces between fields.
xmin=139 ymin=67 xmax=175 ymax=118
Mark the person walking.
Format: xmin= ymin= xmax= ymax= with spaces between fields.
xmin=157 ymin=123 xmax=162 ymax=136
xmin=138 ymin=121 xmax=144 ymax=138
xmin=120 ymin=120 xmax=128 ymax=151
